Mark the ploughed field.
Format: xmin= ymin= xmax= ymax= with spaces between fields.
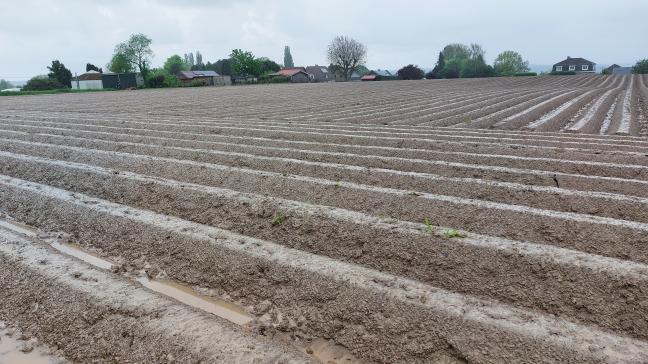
xmin=1 ymin=75 xmax=648 ymax=363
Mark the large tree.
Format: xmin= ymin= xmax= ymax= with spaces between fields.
xmin=494 ymin=51 xmax=530 ymax=76
xmin=114 ymin=33 xmax=153 ymax=77
xmin=442 ymin=44 xmax=470 ymax=62
xmin=164 ymin=55 xmax=189 ymax=74
xmin=284 ymin=46 xmax=294 ymax=68
xmin=633 ymin=59 xmax=648 ymax=74
xmin=86 ymin=63 xmax=102 ymax=73
xmin=107 ymin=52 xmax=133 ymax=73
xmin=230 ymin=49 xmax=262 ymax=77
xmin=0 ymin=79 xmax=12 ymax=90
xmin=206 ymin=59 xmax=233 ymax=76
xmin=259 ymin=57 xmax=281 ymax=74
xmin=47 ymin=60 xmax=72 ymax=87
xmin=426 ymin=52 xmax=445 ymax=79
xmin=327 ymin=36 xmax=367 ymax=81
xmin=195 ymin=51 xmax=203 ymax=67
xmin=397 ymin=64 xmax=425 ymax=80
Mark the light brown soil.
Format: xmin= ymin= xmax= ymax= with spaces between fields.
xmin=0 ymin=76 xmax=647 ymax=363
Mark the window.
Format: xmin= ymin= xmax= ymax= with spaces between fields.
xmin=569 ymin=65 xmax=576 ymax=71
xmin=556 ymin=66 xmax=563 ymax=71
xmin=582 ymin=65 xmax=589 ymax=71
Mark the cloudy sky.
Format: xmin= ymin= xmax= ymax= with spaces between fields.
xmin=0 ymin=0 xmax=646 ymax=80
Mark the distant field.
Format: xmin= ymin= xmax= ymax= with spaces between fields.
xmin=0 ymin=77 xmax=648 ymax=363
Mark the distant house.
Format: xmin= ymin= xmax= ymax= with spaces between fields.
xmin=71 ymin=71 xmax=103 ymax=90
xmin=552 ymin=57 xmax=596 ymax=73
xmin=177 ymin=71 xmax=231 ymax=86
xmin=333 ymin=70 xmax=361 ymax=82
xmin=361 ymin=69 xmax=397 ymax=81
xmin=350 ymin=72 xmax=361 ymax=81
xmin=305 ymin=65 xmax=335 ymax=82
xmin=270 ymin=68 xmax=311 ymax=83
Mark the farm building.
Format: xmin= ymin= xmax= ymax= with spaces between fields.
xmin=613 ymin=67 xmax=633 ymax=75
xmin=305 ymin=66 xmax=335 ymax=82
xmin=177 ymin=71 xmax=231 ymax=86
xmin=71 ymin=71 xmax=103 ymax=90
xmin=552 ymin=57 xmax=596 ymax=73
xmin=361 ymin=69 xmax=398 ymax=81
xmin=270 ymin=68 xmax=311 ymax=83
xmin=101 ymin=73 xmax=144 ymax=90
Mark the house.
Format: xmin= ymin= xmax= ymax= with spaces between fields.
xmin=101 ymin=72 xmax=144 ymax=89
xmin=552 ymin=57 xmax=596 ymax=73
xmin=333 ymin=70 xmax=361 ymax=82
xmin=270 ymin=68 xmax=311 ymax=83
xmin=177 ymin=71 xmax=231 ymax=86
xmin=361 ymin=69 xmax=398 ymax=81
xmin=305 ymin=65 xmax=335 ymax=82
xmin=71 ymin=71 xmax=103 ymax=90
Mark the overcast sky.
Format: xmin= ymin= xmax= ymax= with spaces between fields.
xmin=1 ymin=0 xmax=646 ymax=80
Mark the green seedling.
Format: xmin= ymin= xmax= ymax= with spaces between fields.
xmin=444 ymin=229 xmax=464 ymax=238
xmin=423 ymin=218 xmax=434 ymax=233
xmin=271 ymin=212 xmax=286 ymax=226
xmin=190 ymin=151 xmax=201 ymax=161
xmin=408 ymin=191 xmax=421 ymax=197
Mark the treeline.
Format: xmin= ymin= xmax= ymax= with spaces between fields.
xmin=417 ymin=43 xmax=531 ymax=80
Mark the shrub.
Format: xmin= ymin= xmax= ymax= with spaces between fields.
xmin=259 ymin=75 xmax=290 ymax=84
xmin=549 ymin=71 xmax=576 ymax=75
xmin=146 ymin=69 xmax=180 ymax=88
xmin=397 ymin=64 xmax=425 ymax=80
xmin=22 ymin=76 xmax=65 ymax=91
xmin=633 ymin=59 xmax=648 ymax=74
xmin=514 ymin=72 xmax=537 ymax=77
xmin=188 ymin=79 xmax=208 ymax=87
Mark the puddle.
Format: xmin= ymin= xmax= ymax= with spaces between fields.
xmin=136 ymin=277 xmax=253 ymax=326
xmin=50 ymin=242 xmax=113 ymax=270
xmin=0 ymin=323 xmax=66 ymax=364
xmin=303 ymin=338 xmax=362 ymax=364
xmin=48 ymin=240 xmax=253 ymax=326
xmin=0 ymin=218 xmax=38 ymax=237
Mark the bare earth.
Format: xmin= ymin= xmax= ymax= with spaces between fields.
xmin=0 ymin=75 xmax=648 ymax=363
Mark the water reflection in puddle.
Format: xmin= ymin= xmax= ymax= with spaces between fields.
xmin=0 ymin=323 xmax=66 ymax=364
xmin=136 ymin=277 xmax=253 ymax=326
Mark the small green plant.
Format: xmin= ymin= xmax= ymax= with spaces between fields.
xmin=444 ymin=229 xmax=464 ymax=238
xmin=408 ymin=191 xmax=421 ymax=197
xmin=463 ymin=116 xmax=472 ymax=123
xmin=271 ymin=212 xmax=286 ymax=226
xmin=190 ymin=151 xmax=201 ymax=161
xmin=423 ymin=218 xmax=434 ymax=233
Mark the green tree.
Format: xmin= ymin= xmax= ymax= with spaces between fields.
xmin=107 ymin=52 xmax=133 ymax=73
xmin=327 ymin=35 xmax=367 ymax=81
xmin=23 ymin=75 xmax=64 ymax=91
xmin=206 ymin=59 xmax=233 ymax=76
xmin=284 ymin=46 xmax=294 ymax=68
xmin=86 ymin=63 xmax=102 ymax=73
xmin=259 ymin=57 xmax=281 ymax=74
xmin=633 ymin=59 xmax=648 ymax=74
xmin=442 ymin=59 xmax=462 ymax=79
xmin=230 ymin=49 xmax=262 ymax=77
xmin=146 ymin=68 xmax=180 ymax=88
xmin=397 ymin=64 xmax=425 ymax=80
xmin=494 ymin=51 xmax=530 ymax=76
xmin=47 ymin=60 xmax=72 ymax=87
xmin=195 ymin=51 xmax=203 ymax=67
xmin=114 ymin=33 xmax=153 ymax=77
xmin=0 ymin=79 xmax=12 ymax=90
xmin=442 ymin=44 xmax=470 ymax=62
xmin=426 ymin=52 xmax=445 ymax=79
xmin=164 ymin=55 xmax=189 ymax=74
